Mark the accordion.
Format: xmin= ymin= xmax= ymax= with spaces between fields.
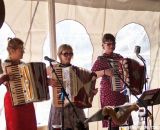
xmin=110 ymin=58 xmax=145 ymax=95
xmin=5 ymin=62 xmax=50 ymax=106
xmin=52 ymin=65 xmax=97 ymax=108
xmin=121 ymin=58 xmax=145 ymax=95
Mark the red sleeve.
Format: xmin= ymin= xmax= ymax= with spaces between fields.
xmin=91 ymin=56 xmax=110 ymax=72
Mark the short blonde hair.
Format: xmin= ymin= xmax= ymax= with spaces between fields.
xmin=57 ymin=44 xmax=73 ymax=58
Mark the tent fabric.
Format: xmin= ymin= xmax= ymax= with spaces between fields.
xmin=2 ymin=0 xmax=160 ymax=129
xmin=29 ymin=0 xmax=160 ymax=11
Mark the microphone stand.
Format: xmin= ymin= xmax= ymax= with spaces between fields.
xmin=108 ymin=59 xmax=152 ymax=130
xmin=137 ymin=54 xmax=154 ymax=130
xmin=48 ymin=61 xmax=84 ymax=130
xmin=137 ymin=54 xmax=147 ymax=91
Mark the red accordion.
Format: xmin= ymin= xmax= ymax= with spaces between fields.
xmin=121 ymin=58 xmax=145 ymax=95
xmin=109 ymin=58 xmax=145 ymax=95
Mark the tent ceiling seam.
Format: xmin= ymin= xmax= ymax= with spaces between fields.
xmin=24 ymin=1 xmax=39 ymax=46
xmin=102 ymin=0 xmax=107 ymax=35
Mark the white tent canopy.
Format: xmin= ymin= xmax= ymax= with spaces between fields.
xmin=1 ymin=0 xmax=160 ymax=129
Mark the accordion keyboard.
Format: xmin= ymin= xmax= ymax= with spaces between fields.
xmin=110 ymin=60 xmax=123 ymax=91
xmin=52 ymin=67 xmax=63 ymax=107
xmin=6 ymin=65 xmax=26 ymax=105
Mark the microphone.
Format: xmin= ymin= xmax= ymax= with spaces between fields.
xmin=134 ymin=46 xmax=141 ymax=55
xmin=44 ymin=56 xmax=56 ymax=62
xmin=134 ymin=46 xmax=145 ymax=62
